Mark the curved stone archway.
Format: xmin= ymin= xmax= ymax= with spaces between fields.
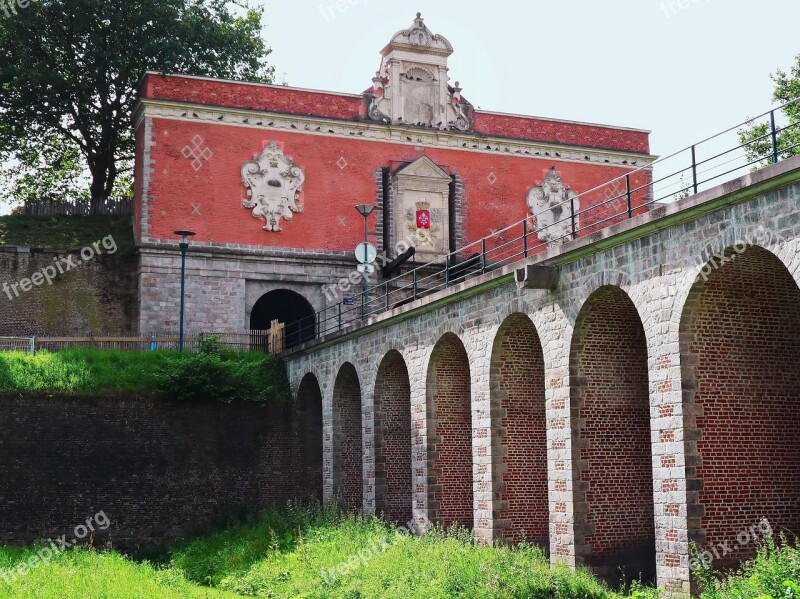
xmin=295 ymin=373 xmax=324 ymax=502
xmin=570 ymin=285 xmax=655 ymax=585
xmin=489 ymin=313 xmax=548 ymax=549
xmin=373 ymin=350 xmax=413 ymax=524
xmin=426 ymin=332 xmax=474 ymax=529
xmin=332 ymin=362 xmax=364 ymax=513
xmin=250 ymin=289 xmax=316 ymax=348
xmin=680 ymin=245 xmax=800 ymax=571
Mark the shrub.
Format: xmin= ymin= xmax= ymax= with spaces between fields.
xmin=154 ymin=351 xmax=289 ymax=404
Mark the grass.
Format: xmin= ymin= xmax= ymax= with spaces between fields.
xmin=0 ymin=348 xmax=289 ymax=403
xmin=0 ymin=503 xmax=798 ymax=598
xmin=0 ymin=215 xmax=135 ymax=254
xmin=0 ymin=503 xmax=646 ymax=599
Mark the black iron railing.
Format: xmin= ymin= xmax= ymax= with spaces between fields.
xmin=286 ymin=99 xmax=800 ymax=349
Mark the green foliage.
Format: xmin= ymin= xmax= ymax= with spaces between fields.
xmin=0 ymin=348 xmax=288 ymax=404
xmin=0 ymin=215 xmax=135 ymax=253
xmin=5 ymin=503 xmax=799 ymax=598
xmin=0 ymin=545 xmax=238 ymax=598
xmin=0 ymin=0 xmax=275 ymax=209
xmin=738 ymin=54 xmax=800 ymax=166
xmin=0 ymin=135 xmax=92 ymax=208
xmin=154 ymin=350 xmax=289 ymax=404
xmin=168 ymin=504 xmax=636 ymax=599
xmin=696 ymin=536 xmax=800 ymax=599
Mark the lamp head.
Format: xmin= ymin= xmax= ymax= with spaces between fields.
xmin=174 ymin=230 xmax=196 ymax=245
xmin=355 ymin=204 xmax=376 ymax=218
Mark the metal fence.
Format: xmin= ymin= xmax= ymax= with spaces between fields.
xmin=0 ymin=331 xmax=280 ymax=355
xmin=285 ymin=98 xmax=800 ymax=347
xmin=22 ymin=197 xmax=134 ymax=216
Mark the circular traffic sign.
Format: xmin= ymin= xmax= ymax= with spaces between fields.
xmin=355 ymin=242 xmax=377 ymax=264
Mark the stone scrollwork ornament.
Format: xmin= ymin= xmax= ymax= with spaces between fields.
xmin=527 ymin=167 xmax=580 ymax=243
xmin=241 ymin=141 xmax=305 ymax=232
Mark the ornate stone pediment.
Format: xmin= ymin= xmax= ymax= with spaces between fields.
xmin=366 ymin=13 xmax=472 ymax=132
xmin=527 ymin=167 xmax=580 ymax=243
xmin=241 ymin=141 xmax=305 ymax=232
xmin=384 ymin=12 xmax=454 ymax=55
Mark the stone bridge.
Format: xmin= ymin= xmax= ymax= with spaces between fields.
xmin=283 ymin=156 xmax=800 ymax=594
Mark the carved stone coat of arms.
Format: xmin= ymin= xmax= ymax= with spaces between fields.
xmin=241 ymin=142 xmax=305 ymax=232
xmin=527 ymin=167 xmax=580 ymax=243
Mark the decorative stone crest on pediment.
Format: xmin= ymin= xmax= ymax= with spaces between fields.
xmin=527 ymin=167 xmax=580 ymax=243
xmin=392 ymin=156 xmax=451 ymax=260
xmin=241 ymin=141 xmax=305 ymax=232
xmin=366 ymin=13 xmax=472 ymax=132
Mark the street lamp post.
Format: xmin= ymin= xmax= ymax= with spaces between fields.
xmin=354 ymin=204 xmax=376 ymax=314
xmin=174 ymin=230 xmax=196 ymax=351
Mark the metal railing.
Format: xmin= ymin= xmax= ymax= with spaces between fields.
xmin=0 ymin=331 xmax=280 ymax=354
xmin=286 ymin=99 xmax=800 ymax=348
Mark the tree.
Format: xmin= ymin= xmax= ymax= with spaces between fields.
xmin=739 ymin=54 xmax=800 ymax=166
xmin=0 ymin=0 xmax=274 ymax=213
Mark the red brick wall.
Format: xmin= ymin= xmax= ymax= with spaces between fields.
xmin=491 ymin=314 xmax=548 ymax=547
xmin=140 ymin=74 xmax=649 ymax=154
xmin=373 ymin=350 xmax=412 ymax=524
xmin=427 ymin=333 xmax=473 ymax=529
xmin=295 ymin=374 xmax=324 ymax=503
xmin=472 ymin=112 xmax=649 ymax=154
xmin=682 ymin=246 xmax=800 ymax=569
xmin=332 ymin=363 xmax=363 ymax=513
xmin=140 ymin=117 xmax=647 ymax=253
xmin=139 ymin=74 xmax=365 ymax=121
xmin=571 ymin=286 xmax=655 ymax=582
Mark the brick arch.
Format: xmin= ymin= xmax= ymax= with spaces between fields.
xmin=332 ymin=362 xmax=363 ymax=513
xmin=489 ymin=313 xmax=548 ymax=548
xmin=570 ymin=285 xmax=655 ymax=585
xmin=373 ymin=350 xmax=413 ymax=524
xmin=680 ymin=245 xmax=800 ymax=571
xmin=426 ymin=332 xmax=474 ymax=529
xmin=295 ymin=372 xmax=324 ymax=502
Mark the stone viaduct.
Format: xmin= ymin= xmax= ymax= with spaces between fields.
xmin=283 ymin=156 xmax=800 ymax=595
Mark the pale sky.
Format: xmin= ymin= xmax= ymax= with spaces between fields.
xmin=263 ymin=0 xmax=799 ymax=160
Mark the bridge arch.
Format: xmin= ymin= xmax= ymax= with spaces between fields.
xmin=570 ymin=285 xmax=655 ymax=585
xmin=680 ymin=245 xmax=800 ymax=570
xmin=373 ymin=350 xmax=413 ymax=524
xmin=332 ymin=362 xmax=364 ymax=513
xmin=294 ymin=373 xmax=324 ymax=502
xmin=426 ymin=332 xmax=474 ymax=529
xmin=489 ymin=313 xmax=548 ymax=548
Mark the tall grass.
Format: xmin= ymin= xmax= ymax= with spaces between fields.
xmin=167 ymin=502 xmax=633 ymax=599
xmin=1 ymin=502 xmax=798 ymax=598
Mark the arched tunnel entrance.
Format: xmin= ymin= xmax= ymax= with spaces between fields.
xmin=250 ymin=290 xmax=316 ymax=349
